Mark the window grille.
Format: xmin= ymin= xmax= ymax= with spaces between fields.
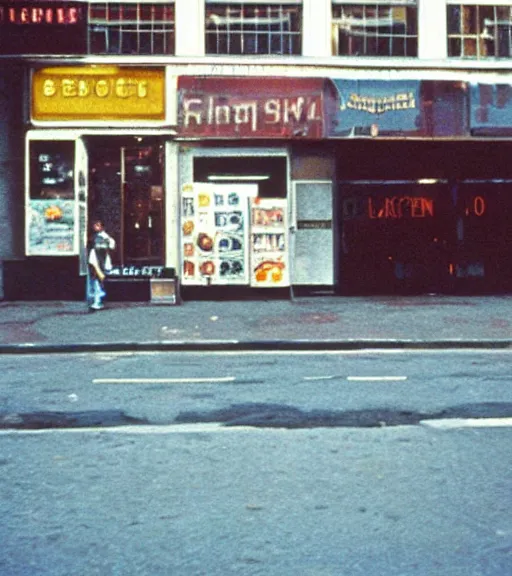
xmin=332 ymin=2 xmax=418 ymax=57
xmin=447 ymin=4 xmax=512 ymax=58
xmin=88 ymin=2 xmax=175 ymax=55
xmin=205 ymin=3 xmax=302 ymax=55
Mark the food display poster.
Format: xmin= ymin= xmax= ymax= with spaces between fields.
xmin=181 ymin=183 xmax=255 ymax=285
xmin=250 ymin=198 xmax=290 ymax=287
xmin=27 ymin=199 xmax=76 ymax=255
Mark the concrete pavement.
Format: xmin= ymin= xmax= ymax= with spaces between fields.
xmin=0 ymin=294 xmax=511 ymax=352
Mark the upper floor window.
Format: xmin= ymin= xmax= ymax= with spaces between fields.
xmin=205 ymin=2 xmax=302 ymax=55
xmin=88 ymin=2 xmax=175 ymax=55
xmin=447 ymin=3 xmax=512 ymax=58
xmin=332 ymin=1 xmax=418 ymax=57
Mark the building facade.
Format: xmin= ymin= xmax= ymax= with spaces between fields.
xmin=1 ymin=0 xmax=512 ymax=300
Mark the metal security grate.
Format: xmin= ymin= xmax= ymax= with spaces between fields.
xmin=332 ymin=3 xmax=418 ymax=57
xmin=447 ymin=4 xmax=512 ymax=59
xmin=206 ymin=3 xmax=302 ymax=55
xmin=88 ymin=2 xmax=175 ymax=55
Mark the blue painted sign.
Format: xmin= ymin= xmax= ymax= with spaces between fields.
xmin=329 ymin=79 xmax=422 ymax=137
xmin=470 ymin=83 xmax=512 ymax=135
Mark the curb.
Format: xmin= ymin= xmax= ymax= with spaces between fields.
xmin=0 ymin=339 xmax=511 ymax=354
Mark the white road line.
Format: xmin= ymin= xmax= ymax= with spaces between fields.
xmin=303 ymin=375 xmax=408 ymax=382
xmin=2 ymin=419 xmax=512 ymax=436
xmin=92 ymin=377 xmax=236 ymax=385
xmin=0 ymin=424 xmax=277 ymax=436
xmin=347 ymin=376 xmax=408 ymax=382
xmin=421 ymin=418 xmax=512 ymax=430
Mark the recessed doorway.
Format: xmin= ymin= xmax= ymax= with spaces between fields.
xmin=88 ymin=138 xmax=164 ymax=266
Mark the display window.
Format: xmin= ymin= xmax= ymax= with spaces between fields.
xmin=340 ymin=181 xmax=454 ymax=294
xmin=452 ymin=181 xmax=512 ymax=290
xmin=340 ymin=179 xmax=512 ymax=294
xmin=179 ymin=151 xmax=290 ymax=288
xmin=27 ymin=139 xmax=79 ymax=256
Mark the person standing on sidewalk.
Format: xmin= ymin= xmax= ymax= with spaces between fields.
xmin=87 ymin=219 xmax=116 ymax=311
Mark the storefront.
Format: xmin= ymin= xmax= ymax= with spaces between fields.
xmin=175 ymin=76 xmax=336 ymax=298
xmin=329 ymin=79 xmax=512 ymax=294
xmin=4 ymin=64 xmax=175 ymax=300
xmin=5 ymin=69 xmax=512 ymax=300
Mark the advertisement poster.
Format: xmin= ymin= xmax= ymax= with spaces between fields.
xmin=181 ymin=183 xmax=255 ymax=285
xmin=28 ymin=199 xmax=76 ymax=254
xmin=250 ymin=198 xmax=289 ymax=287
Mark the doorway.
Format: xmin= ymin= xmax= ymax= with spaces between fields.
xmin=88 ymin=139 xmax=164 ymax=266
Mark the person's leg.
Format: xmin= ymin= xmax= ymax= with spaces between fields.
xmin=91 ymin=279 xmax=104 ymax=310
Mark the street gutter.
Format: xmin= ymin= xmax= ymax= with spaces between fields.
xmin=0 ymin=339 xmax=512 ymax=354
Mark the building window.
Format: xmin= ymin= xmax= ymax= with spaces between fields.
xmin=88 ymin=2 xmax=175 ymax=55
xmin=332 ymin=2 xmax=418 ymax=57
xmin=447 ymin=4 xmax=512 ymax=58
xmin=205 ymin=3 xmax=302 ymax=55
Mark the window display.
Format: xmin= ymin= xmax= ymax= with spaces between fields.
xmin=27 ymin=140 xmax=77 ymax=255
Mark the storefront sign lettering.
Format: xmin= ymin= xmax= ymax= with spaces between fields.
xmin=178 ymin=77 xmax=326 ymax=138
xmin=42 ymin=77 xmax=149 ymax=100
xmin=108 ymin=266 xmax=164 ymax=278
xmin=368 ymin=197 xmax=434 ymax=219
xmin=297 ymin=220 xmax=332 ymax=230
xmin=0 ymin=5 xmax=82 ymax=25
xmin=182 ymin=96 xmax=321 ymax=133
xmin=32 ymin=67 xmax=165 ymax=121
xmin=341 ymin=92 xmax=416 ymax=114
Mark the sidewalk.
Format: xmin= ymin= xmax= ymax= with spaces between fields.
xmin=0 ymin=295 xmax=511 ymax=353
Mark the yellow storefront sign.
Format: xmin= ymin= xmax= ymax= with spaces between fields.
xmin=32 ymin=66 xmax=165 ymax=121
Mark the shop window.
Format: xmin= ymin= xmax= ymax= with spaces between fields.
xmin=88 ymin=2 xmax=175 ymax=55
xmin=447 ymin=4 xmax=512 ymax=58
xmin=332 ymin=1 xmax=418 ymax=57
xmin=30 ymin=141 xmax=74 ymax=200
xmin=205 ymin=2 xmax=302 ymax=55
xmin=28 ymin=141 xmax=78 ymax=256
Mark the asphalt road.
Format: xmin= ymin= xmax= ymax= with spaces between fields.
xmin=1 ymin=350 xmax=511 ymax=575
xmin=0 ymin=349 xmax=511 ymax=426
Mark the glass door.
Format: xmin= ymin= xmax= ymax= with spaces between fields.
xmin=123 ymin=146 xmax=163 ymax=263
xmin=88 ymin=141 xmax=164 ymax=266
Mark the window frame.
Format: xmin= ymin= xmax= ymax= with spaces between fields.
xmin=446 ymin=3 xmax=512 ymax=59
xmin=87 ymin=1 xmax=175 ymax=55
xmin=331 ymin=1 xmax=418 ymax=58
xmin=205 ymin=2 xmax=302 ymax=55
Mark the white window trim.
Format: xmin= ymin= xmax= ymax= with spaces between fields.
xmin=90 ymin=0 xmax=174 ymax=3
xmin=446 ymin=1 xmax=512 ymax=5
xmin=332 ymin=1 xmax=416 ymax=5
xmin=206 ymin=1 xmax=301 ymax=4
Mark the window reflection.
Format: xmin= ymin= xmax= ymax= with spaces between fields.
xmin=88 ymin=2 xmax=175 ymax=55
xmin=206 ymin=3 xmax=302 ymax=55
xmin=447 ymin=4 xmax=512 ymax=59
xmin=332 ymin=3 xmax=418 ymax=57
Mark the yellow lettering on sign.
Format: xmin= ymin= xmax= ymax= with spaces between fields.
xmin=32 ymin=67 xmax=165 ymax=121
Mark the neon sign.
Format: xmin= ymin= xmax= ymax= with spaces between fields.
xmin=368 ymin=196 xmax=434 ymax=219
xmin=0 ymin=5 xmax=83 ymax=25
